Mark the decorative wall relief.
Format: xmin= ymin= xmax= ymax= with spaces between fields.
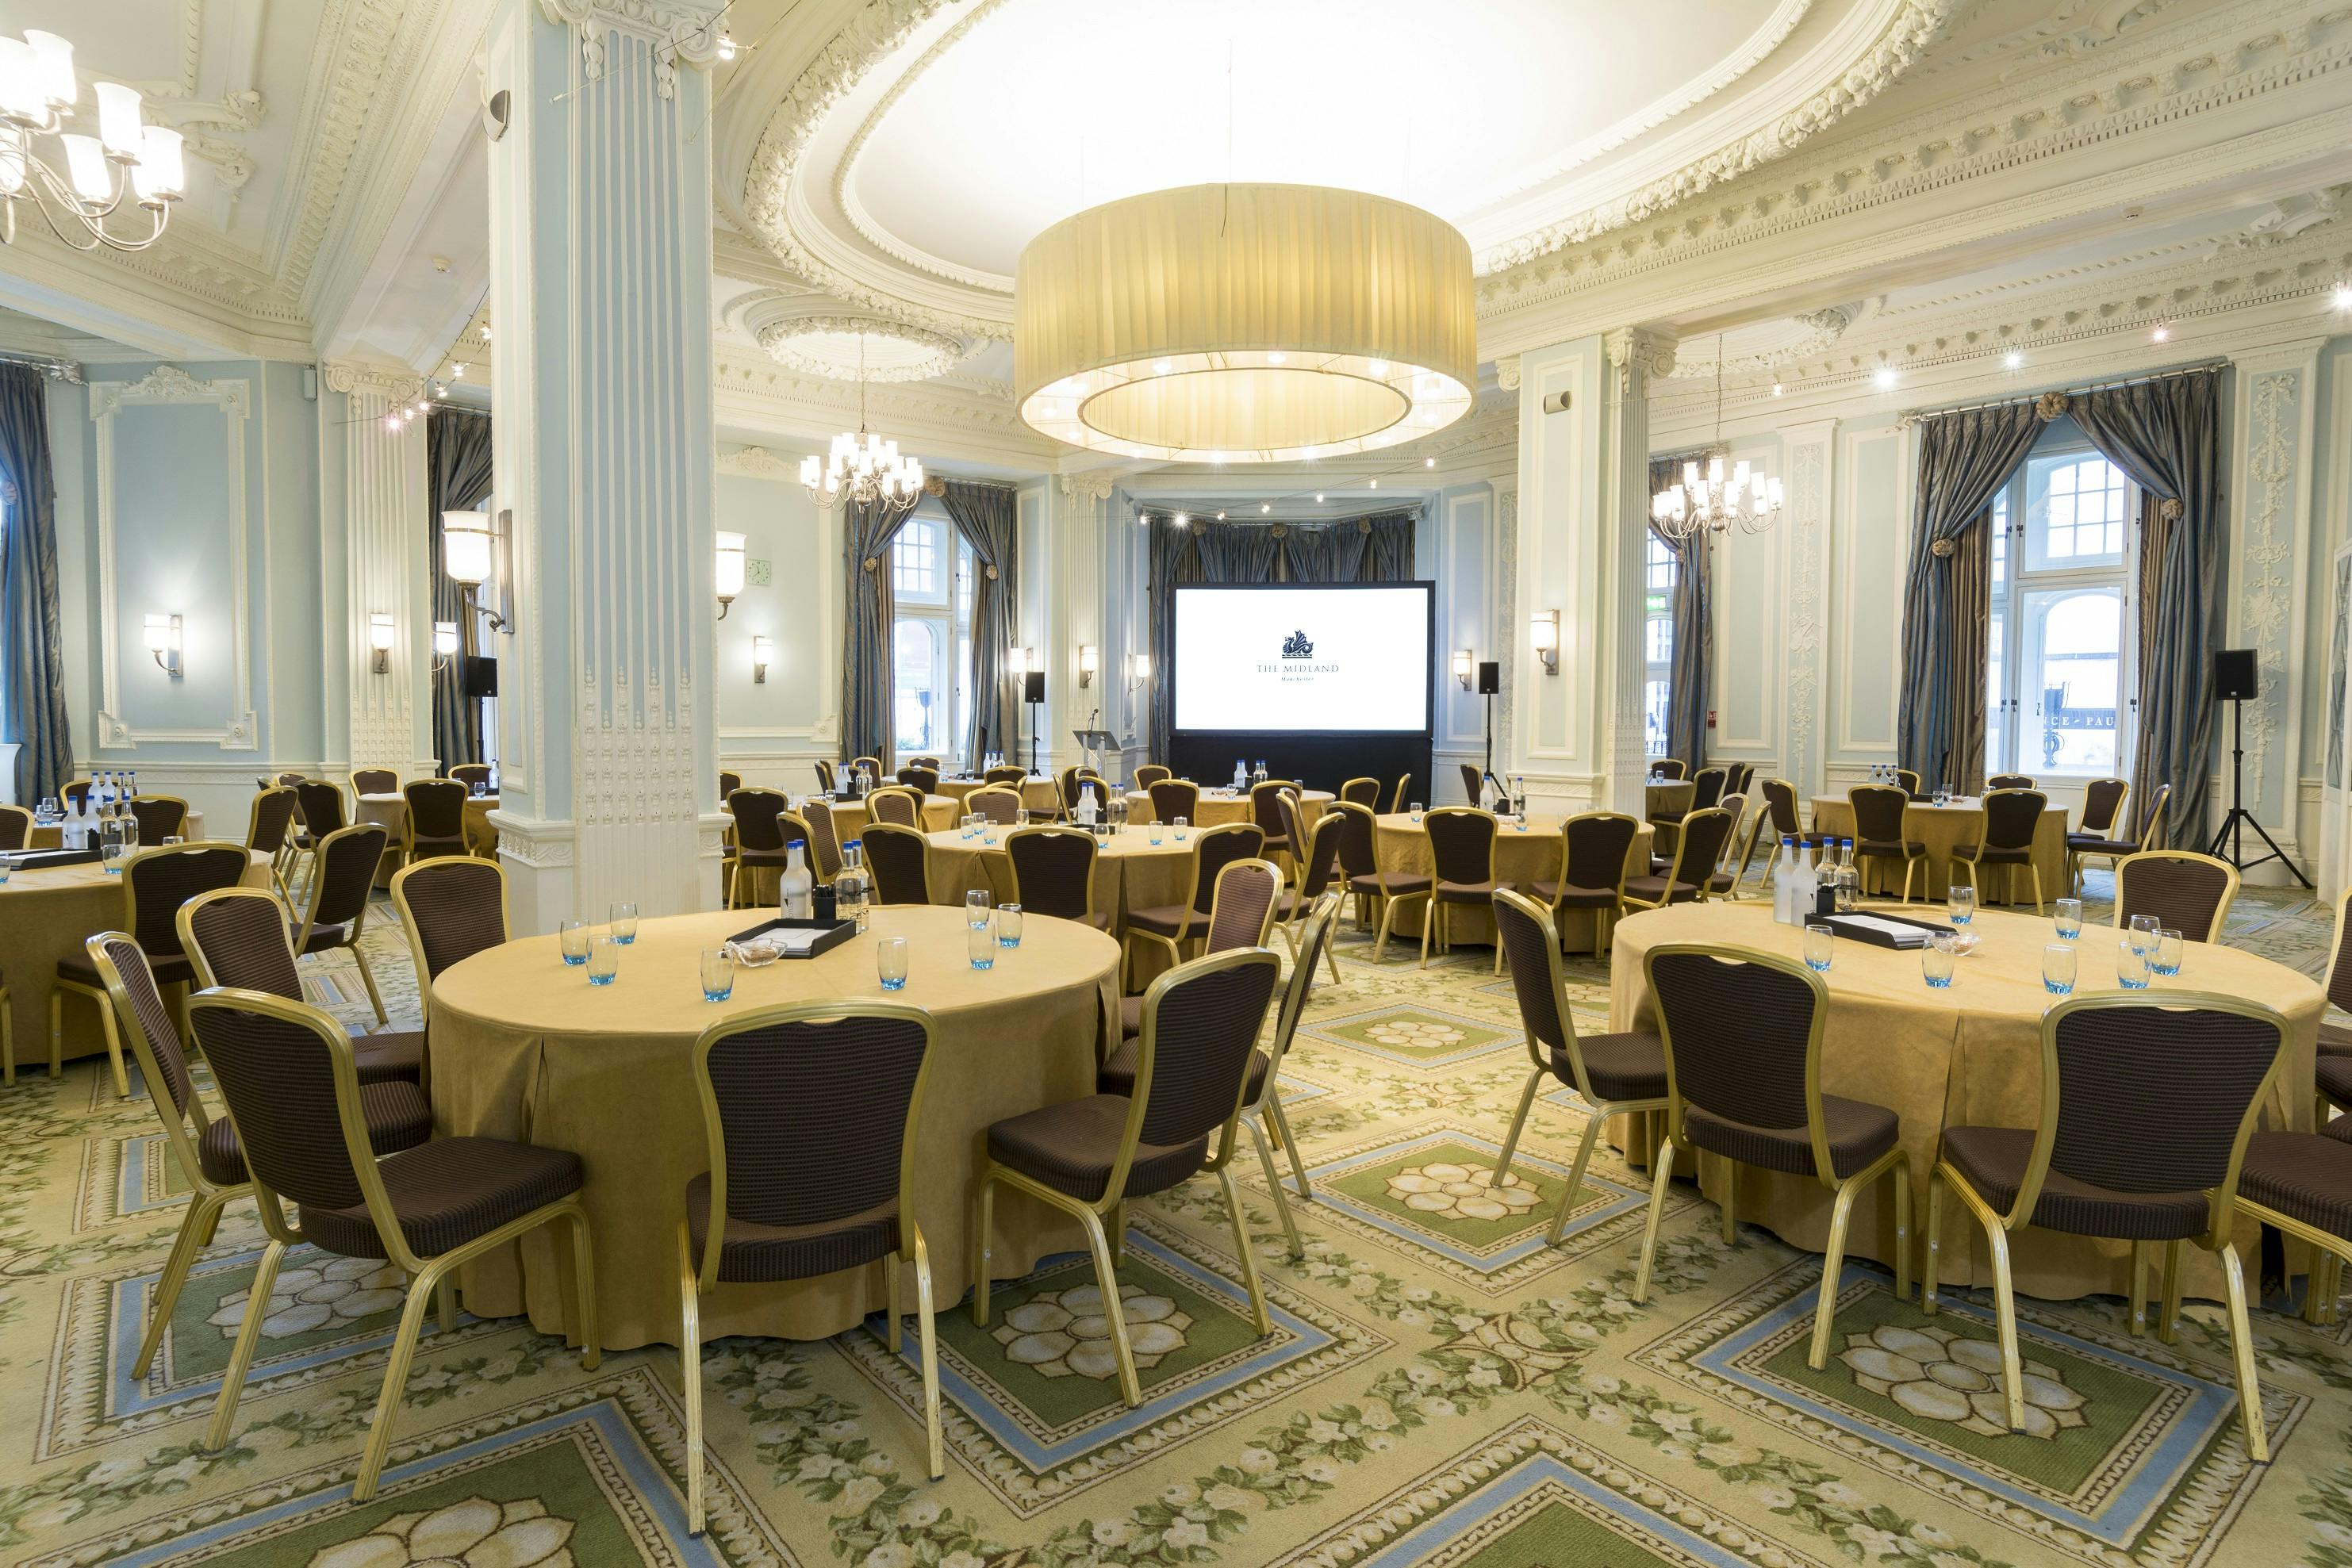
xmin=2238 ymin=368 xmax=2302 ymax=819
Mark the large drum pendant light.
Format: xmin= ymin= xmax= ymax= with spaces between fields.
xmin=1015 ymin=183 xmax=1477 ymax=462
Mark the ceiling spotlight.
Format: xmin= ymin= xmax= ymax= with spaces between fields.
xmin=451 ymin=363 xmax=466 ymax=378
xmin=1771 ymin=380 xmax=1784 ymax=397
xmin=1424 ymin=456 xmax=1436 ymax=468
xmin=1216 ymin=510 xmax=1227 ymax=520
xmin=1369 ymin=478 xmax=1379 ymax=489
xmin=1153 ymin=358 xmax=1174 ymax=374
xmin=716 ymin=30 xmax=737 ymax=60
xmin=480 ymin=323 xmax=492 ymax=342
xmin=1267 ymin=351 xmax=1287 ymax=365
xmin=1173 ymin=511 xmax=1188 ymax=525
xmin=2333 ymin=281 xmax=2352 ymax=311
xmin=1260 ymin=502 xmax=1271 ymax=514
xmin=1314 ymin=492 xmax=1325 ymax=503
xmin=2151 ymin=324 xmax=2170 ymax=343
xmin=2003 ymin=351 xmax=2023 ymax=370
xmin=1873 ymin=366 xmax=1898 ymax=391
xmin=1367 ymin=359 xmax=1388 ymax=377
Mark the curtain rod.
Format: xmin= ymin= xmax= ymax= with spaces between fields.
xmin=0 ymin=347 xmax=84 ymax=384
xmin=1131 ymin=504 xmax=1421 ymax=528
xmin=1903 ymin=359 xmax=2224 ymax=424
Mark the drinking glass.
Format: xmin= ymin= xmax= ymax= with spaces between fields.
xmin=2042 ymin=942 xmax=2076 ymax=995
xmin=999 ymin=903 xmax=1024 ymax=949
xmin=1017 ymin=808 xmax=1033 ymax=827
xmin=1803 ymin=922 xmax=1834 ymax=973
xmin=1932 ymin=788 xmax=1949 ymax=807
xmin=36 ymin=796 xmax=57 ymax=823
xmin=965 ymin=889 xmax=992 ymax=926
xmin=981 ymin=822 xmax=1000 ymax=846
xmin=877 ymin=936 xmax=909 ymax=991
xmin=102 ymin=841 xmax=127 ymax=876
xmin=1173 ymin=815 xmax=1189 ymax=843
xmin=2054 ymin=898 xmax=2082 ymax=941
xmin=700 ymin=949 xmax=734 ymax=1003
xmin=1409 ymin=801 xmax=1424 ymax=822
xmin=2128 ymin=914 xmax=2160 ymax=954
xmin=968 ymin=917 xmax=996 ymax=970
xmin=2152 ymin=929 xmax=2184 ymax=977
xmin=609 ymin=901 xmax=639 ymax=944
xmin=586 ymin=934 xmax=620 ymax=986
xmin=0 ymin=861 xmax=12 ymax=885
xmin=1922 ymin=935 xmax=1955 ymax=988
xmin=472 ymin=781 xmax=488 ymax=797
xmin=1947 ymin=884 xmax=1974 ymax=926
xmin=559 ymin=919 xmax=589 ymax=966
xmin=1149 ymin=819 xmax=1164 ymax=845
xmin=161 ymin=835 xmax=186 ymax=847
xmin=961 ymin=814 xmax=977 ymax=839
xmin=2117 ymin=939 xmax=2150 ymax=990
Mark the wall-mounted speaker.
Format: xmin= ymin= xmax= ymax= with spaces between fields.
xmin=1023 ymin=670 xmax=1046 ymax=704
xmin=462 ymin=655 xmax=499 ymax=698
xmin=2213 ymin=648 xmax=2258 ymax=702
xmin=1476 ymin=660 xmax=1500 ymax=695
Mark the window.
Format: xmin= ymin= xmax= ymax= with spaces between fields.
xmin=1644 ymin=533 xmax=1675 ymax=755
xmin=1986 ymin=449 xmax=2135 ymax=778
xmin=888 ymin=514 xmax=976 ymax=764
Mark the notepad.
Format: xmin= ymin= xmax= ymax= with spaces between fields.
xmin=1827 ymin=914 xmax=1932 ymax=949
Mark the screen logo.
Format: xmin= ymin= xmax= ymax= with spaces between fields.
xmin=1281 ymin=630 xmax=1315 ymax=658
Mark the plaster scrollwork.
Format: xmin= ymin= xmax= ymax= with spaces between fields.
xmin=538 ymin=0 xmax=726 ymax=97
xmin=2237 ymin=368 xmax=2301 ymax=810
xmin=322 ymin=361 xmax=427 ymax=404
xmin=719 ymin=445 xmax=792 ymax=480
xmin=1494 ymin=356 xmax=1522 ymax=393
xmin=1605 ymin=327 xmax=1679 ymax=393
xmin=753 ymin=313 xmax=967 ymax=381
xmin=87 ymin=363 xmax=249 ymax=421
xmin=1783 ymin=439 xmax=1828 ymax=792
xmin=1059 ymin=471 xmax=1118 ymax=504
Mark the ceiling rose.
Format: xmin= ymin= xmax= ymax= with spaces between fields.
xmin=754 ymin=312 xmax=967 ymax=382
xmin=1016 ymin=182 xmax=1475 ymax=462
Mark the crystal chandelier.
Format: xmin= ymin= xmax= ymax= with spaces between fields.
xmin=0 ymin=29 xmax=186 ymax=251
xmin=1652 ymin=335 xmax=1782 ymax=540
xmin=799 ymin=339 xmax=924 ymax=516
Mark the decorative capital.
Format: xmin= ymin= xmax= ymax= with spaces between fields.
xmin=1603 ymin=327 xmax=1679 ymax=385
xmin=323 ymin=361 xmax=426 ymax=404
xmin=1493 ymin=355 xmax=1521 ymax=393
xmin=540 ymin=0 xmax=727 ymax=98
xmin=1059 ymin=470 xmax=1118 ymax=504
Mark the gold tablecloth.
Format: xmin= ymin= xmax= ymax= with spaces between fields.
xmin=1644 ymin=781 xmax=1694 ymax=820
xmin=938 ymin=777 xmax=1062 ymax=813
xmin=356 ymin=793 xmax=500 ymax=886
xmin=0 ymin=850 xmax=273 ymax=1064
xmin=824 ymin=794 xmax=960 ymax=838
xmin=427 ymin=904 xmax=1121 ymax=1349
xmin=1121 ymin=789 xmax=1334 ymax=830
xmin=1370 ymin=813 xmax=1655 ymax=952
xmin=1607 ymin=901 xmax=2323 ymax=1302
xmin=29 ymin=806 xmax=210 ymax=851
xmin=920 ymin=826 xmax=1203 ymax=983
xmin=1809 ymin=795 xmax=2068 ymax=903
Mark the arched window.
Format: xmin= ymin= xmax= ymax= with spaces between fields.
xmin=888 ymin=513 xmax=976 ymax=762
xmin=1986 ymin=450 xmax=2135 ymax=776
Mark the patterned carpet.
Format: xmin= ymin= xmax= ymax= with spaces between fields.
xmin=6 ymin=872 xmax=2352 ymax=1568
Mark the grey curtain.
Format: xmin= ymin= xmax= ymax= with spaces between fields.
xmin=1944 ymin=520 xmax=1991 ymax=796
xmin=2067 ymin=371 xmax=2224 ymax=845
xmin=938 ymin=479 xmax=1017 ymax=764
xmin=426 ymin=408 xmax=493 ymax=772
xmin=1895 ymin=402 xmax=2044 ymax=789
xmin=0 ymin=365 xmax=71 ymax=803
xmin=1647 ymin=456 xmax=1709 ymax=769
xmin=842 ymin=497 xmax=916 ymax=768
xmin=1145 ymin=508 xmax=1419 ymax=761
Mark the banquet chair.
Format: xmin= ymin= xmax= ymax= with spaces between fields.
xmin=717 ymin=769 xmax=741 ymax=803
xmin=181 ymin=879 xmax=423 ymax=1084
xmin=1274 ymin=807 xmax=1345 ymax=981
xmin=2061 ymin=776 xmax=2131 ymax=891
xmin=1490 ymin=890 xmax=1668 ymax=1237
xmin=1107 ymin=859 xmax=1280 ymax=1042
xmin=1927 ymin=991 xmax=2279 ymax=1458
xmin=2313 ymin=888 xmax=2352 ymax=1121
xmin=186 ymin=988 xmax=598 ymax=1498
xmin=1620 ymin=808 xmax=1734 ymax=915
xmin=974 ymin=948 xmax=1283 ymax=1408
xmin=389 ymin=856 xmax=510 ymax=1000
xmin=1710 ymin=792 xmax=1751 ymax=899
xmin=1149 ymin=778 xmax=1200 ymax=826
xmin=63 ymin=778 xmax=93 ymax=811
xmin=52 ymin=842 xmax=250 ymax=1099
xmin=867 ymin=785 xmax=924 ymax=829
xmin=1458 ymin=762 xmax=1485 ymax=803
xmin=0 ymin=802 xmax=29 ymax=850
xmin=679 ymin=1002 xmax=946 ymax=1527
xmin=2239 ymin=1118 xmax=2352 ymax=1328
xmin=1251 ymin=780 xmax=1295 ymax=860
xmin=1634 ymin=944 xmax=1909 ymax=1371
xmin=1730 ymin=761 xmax=1758 ymax=796
xmin=1756 ymin=780 xmax=1828 ymax=884
xmin=1525 ymin=811 xmax=1639 ymax=957
xmin=1333 ymin=800 xmax=1430 ymax=955
xmin=861 ymin=822 xmax=931 ymax=905
xmin=1123 ymin=822 xmax=1264 ymax=984
xmin=87 ymin=936 xmax=429 ymax=1391
xmin=984 ymin=765 xmax=1028 ymax=788
xmin=1847 ymin=783 xmax=1928 ymax=903
xmin=1073 ymin=773 xmax=1113 ymax=818
xmin=286 ymin=823 xmax=405 ymax=1029
xmin=814 ymin=759 xmax=838 ymax=794
xmin=242 ymin=787 xmax=299 ymax=896
xmin=401 ymin=778 xmax=473 ymax=865
xmin=851 ymin=755 xmax=884 ymax=781
xmin=0 ymin=968 xmax=13 ymax=1085
xmin=1651 ymin=758 xmax=1687 ymax=781
xmin=1689 ymin=766 xmax=1729 ymax=811
xmin=127 ymin=795 xmax=190 ymax=845
xmin=1407 ymin=807 xmax=1498 ymax=969
xmin=451 ymin=762 xmax=494 ymax=792
xmin=1056 ymin=765 xmax=1086 ymax=820
xmin=897 ymin=765 xmax=942 ymax=796
xmin=289 ymin=779 xmax=348 ymax=899
xmin=1242 ymin=893 xmax=1338 ymax=1256
xmin=351 ymin=767 xmax=399 ymax=799
xmin=1132 ymin=764 xmax=1172 ymax=791
xmin=1951 ymin=788 xmax=2048 ymax=913
xmin=1987 ymin=773 xmax=2035 ymax=791
xmin=2070 ymin=780 xmax=2164 ymax=891
xmin=1338 ymin=776 xmax=1381 ymax=810
xmin=2112 ymin=850 xmax=2239 ymax=943
xmin=968 ymin=786 xmax=1024 ymax=826
xmin=908 ymin=755 xmax=942 ymax=770
xmin=1005 ymin=824 xmax=1105 ymax=927
xmin=725 ymin=789 xmax=796 ymax=907
xmin=1388 ymin=773 xmax=1411 ymax=814
xmin=1893 ymin=769 xmax=1924 ymax=798
xmin=798 ymin=799 xmax=845 ymax=883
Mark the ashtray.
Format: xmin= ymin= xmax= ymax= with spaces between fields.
xmin=1945 ymin=931 xmax=1982 ymax=957
xmin=724 ymin=940 xmax=783 ymax=968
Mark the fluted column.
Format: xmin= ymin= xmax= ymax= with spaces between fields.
xmin=324 ymin=362 xmax=433 ymax=781
xmin=1601 ymin=327 xmax=1678 ymax=814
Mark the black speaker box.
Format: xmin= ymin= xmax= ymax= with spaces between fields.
xmin=1476 ymin=660 xmax=1500 ymax=695
xmin=2213 ymin=648 xmax=2258 ymax=702
xmin=462 ymin=655 xmax=499 ymax=698
xmin=1023 ymin=670 xmax=1046 ymax=704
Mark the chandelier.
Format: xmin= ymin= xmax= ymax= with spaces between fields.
xmin=1652 ymin=335 xmax=1782 ymax=540
xmin=1015 ymin=183 xmax=1476 ymax=462
xmin=799 ymin=337 xmax=925 ymax=517
xmin=0 ymin=29 xmax=185 ymax=251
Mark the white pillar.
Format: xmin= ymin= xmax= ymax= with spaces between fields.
xmin=483 ymin=0 xmax=725 ymax=930
xmin=325 ymin=363 xmax=433 ymax=783
xmin=1778 ymin=418 xmax=1840 ymax=801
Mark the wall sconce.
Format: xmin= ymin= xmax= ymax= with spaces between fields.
xmin=144 ymin=612 xmax=182 ymax=677
xmin=1452 ymin=649 xmax=1474 ymax=689
xmin=752 ymin=634 xmax=773 ymax=684
xmin=715 ymin=531 xmax=746 ymax=619
xmin=442 ymin=508 xmax=513 ymax=634
xmin=1530 ymin=610 xmax=1560 ymax=675
xmin=1078 ymin=645 xmax=1099 ymax=688
xmin=432 ymin=619 xmax=459 ymax=674
xmin=368 ymin=612 xmax=397 ymax=675
xmin=1126 ymin=651 xmax=1151 ymax=690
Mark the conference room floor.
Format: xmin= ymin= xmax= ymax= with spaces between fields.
xmin=6 ymin=870 xmax=2345 ymax=1568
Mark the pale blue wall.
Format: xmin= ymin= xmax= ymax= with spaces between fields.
xmin=714 ymin=461 xmax=825 ymax=749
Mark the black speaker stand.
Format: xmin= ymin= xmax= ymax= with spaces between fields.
xmin=2206 ymin=696 xmax=2311 ymax=888
xmin=1028 ymin=700 xmax=1042 ymax=777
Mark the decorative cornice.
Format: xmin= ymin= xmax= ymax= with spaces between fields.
xmin=1059 ymin=471 xmax=1118 ymax=503
xmin=540 ymin=0 xmax=727 ymax=95
xmin=87 ymin=363 xmax=250 ymax=421
xmin=323 ymin=360 xmax=427 ymax=402
xmin=752 ymin=312 xmax=967 ymax=381
xmin=718 ymin=444 xmax=796 ymax=480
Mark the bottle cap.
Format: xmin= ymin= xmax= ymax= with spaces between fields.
xmin=788 ymin=838 xmax=805 ymax=849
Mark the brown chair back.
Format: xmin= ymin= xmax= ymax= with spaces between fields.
xmin=1663 ymin=807 xmax=1736 ymax=889
xmin=1494 ymin=890 xmax=1594 ymax=1091
xmin=1458 ymin=762 xmax=1483 ymax=803
xmin=1980 ymin=788 xmax=2046 ymax=852
xmin=1893 ymin=769 xmax=1923 ymax=798
xmin=850 ymin=755 xmax=884 ymax=779
xmin=1005 ymin=826 xmax=1096 ymax=922
xmin=2115 ymin=851 xmax=2239 ymax=943
xmin=128 ymin=796 xmax=188 ymax=845
xmin=182 ymin=887 xmax=302 ymax=999
xmin=1652 ymin=758 xmax=1687 ymax=781
xmin=1057 ymin=766 xmax=1084 ymax=811
xmin=1848 ymin=784 xmax=1909 ymax=845
xmin=1188 ymin=822 xmax=1265 ymax=916
xmin=451 ymin=762 xmax=494 ymax=791
xmin=1149 ymin=779 xmax=1199 ymax=824
xmin=813 ymin=759 xmax=838 ymax=793
xmin=1132 ymin=765 xmax=1172 ymax=790
xmin=1250 ymin=780 xmax=1293 ymax=841
xmin=125 ymin=844 xmax=251 ymax=958
xmin=1987 ymin=773 xmax=2035 ymax=791
xmin=351 ymin=768 xmax=399 ymax=797
xmin=984 ymin=765 xmax=1027 ymax=788
xmin=717 ymin=769 xmax=742 ymax=802
xmin=0 ymin=803 xmax=28 ymax=850
xmin=390 ymin=856 xmax=508 ymax=983
xmin=1690 ymin=767 xmax=1728 ymax=810
xmin=1294 ymin=810 xmax=1343 ymax=899
xmin=861 ymin=822 xmax=930 ymax=904
xmin=1132 ymin=950 xmax=1283 ymax=1152
xmin=968 ymin=787 xmax=1023 ymax=824
xmin=186 ymin=992 xmax=367 ymax=1214
xmin=897 ymin=765 xmax=941 ymax=796
xmin=1073 ymin=774 xmax=1112 ymax=815
xmin=309 ymin=823 xmax=392 ymax=931
xmin=1338 ymin=776 xmax=1380 ymax=809
xmin=1387 ymin=774 xmax=1410 ymax=813
xmin=1264 ymin=894 xmax=1341 ymax=1088
xmin=294 ymin=780 xmax=346 ymax=838
xmin=2331 ymin=886 xmax=2352 ymax=1017
xmin=1648 ymin=944 xmax=1821 ymax=1146
xmin=868 ymin=787 xmax=922 ymax=828
xmin=1562 ymin=811 xmax=1640 ymax=892
xmin=798 ymin=799 xmax=844 ymax=881
xmin=2134 ymin=783 xmax=2172 ymax=850
xmin=1760 ymin=778 xmax=1803 ymax=838
xmin=1731 ymin=761 xmax=1757 ymax=795
xmin=403 ymin=779 xmax=470 ymax=850
xmin=1424 ymin=807 xmax=1496 ymax=887
xmin=244 ymin=788 xmax=298 ymax=856
xmin=729 ymin=788 xmax=792 ymax=853
xmin=1333 ymin=799 xmax=1380 ymax=879
xmin=64 ymin=779 xmax=93 ymax=810
xmin=90 ymin=933 xmax=203 ymax=1122
xmin=1204 ymin=859 xmax=1282 ymax=951
xmin=2081 ymin=777 xmax=2128 ymax=835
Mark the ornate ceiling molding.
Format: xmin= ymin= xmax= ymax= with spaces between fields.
xmin=718 ymin=444 xmax=796 ymax=480
xmin=539 ymin=0 xmax=727 ymax=96
xmin=88 ymin=362 xmax=250 ymax=421
xmin=323 ymin=360 xmax=428 ymax=402
xmin=733 ymin=289 xmax=971 ymax=381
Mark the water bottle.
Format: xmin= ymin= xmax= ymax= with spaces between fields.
xmin=488 ymin=756 xmax=501 ymax=794
xmin=1773 ymin=837 xmax=1796 ymax=924
xmin=1077 ymin=787 xmax=1098 ymax=830
xmin=1233 ymin=758 xmax=1246 ymax=792
xmin=781 ymin=839 xmax=814 ymax=919
xmin=835 ymin=841 xmax=870 ymax=932
xmin=126 ymin=769 xmax=139 ymax=803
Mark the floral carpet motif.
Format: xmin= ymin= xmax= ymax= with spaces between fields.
xmin=4 ymin=876 xmax=2351 ymax=1568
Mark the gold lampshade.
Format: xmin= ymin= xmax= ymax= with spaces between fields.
xmin=1016 ymin=183 xmax=1477 ymax=462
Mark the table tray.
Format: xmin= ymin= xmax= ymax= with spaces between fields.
xmin=1820 ymin=911 xmax=1956 ymax=949
xmin=725 ymin=915 xmax=857 ymax=960
xmin=4 ymin=847 xmax=101 ymax=871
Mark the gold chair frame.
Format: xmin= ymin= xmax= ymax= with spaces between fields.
xmin=286 ymin=822 xmax=395 ymax=1024
xmin=1003 ymin=823 xmax=1099 ymax=920
xmin=859 ymin=820 xmax=933 ymax=906
xmin=242 ymin=785 xmax=302 ymax=899
xmin=1948 ymin=788 xmax=2049 ymax=914
xmin=1618 ymin=807 xmax=1732 ymax=917
xmin=1844 ymin=783 xmax=1927 ymax=903
xmin=1377 ymin=805 xmax=1496 ymax=969
xmin=52 ymin=841 xmax=246 ymax=1100
xmin=1248 ymin=893 xmax=1337 ymax=1259
xmin=2072 ymin=780 xmax=2162 ymax=895
xmin=389 ymin=854 xmax=512 ymax=1023
xmin=400 ymin=778 xmax=475 ymax=865
xmin=1121 ymin=822 xmax=1260 ymax=983
xmin=1274 ymin=811 xmax=1345 ymax=983
xmin=2111 ymin=849 xmax=2240 ymax=944
xmin=128 ymin=792 xmax=194 ymax=846
xmin=1388 ymin=773 xmax=1410 ymax=815
xmin=1533 ymin=809 xmax=1640 ymax=958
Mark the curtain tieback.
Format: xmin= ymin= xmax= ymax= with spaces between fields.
xmin=1929 ymin=538 xmax=1957 ymax=558
xmin=862 ymin=555 xmax=881 ymax=573
xmin=984 ymin=563 xmax=999 ymax=580
xmin=2035 ymin=390 xmax=2069 ymax=421
xmin=2158 ymin=497 xmax=2184 ymax=523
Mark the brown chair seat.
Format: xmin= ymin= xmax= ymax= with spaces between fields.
xmin=1345 ymin=869 xmax=1432 ymax=896
xmin=1621 ymin=874 xmax=1702 ymax=903
xmin=1118 ymin=995 xmax=1144 ymax=1037
xmin=1097 ymin=1037 xmax=1270 ymax=1100
xmin=1858 ymin=838 xmax=1925 ymax=857
xmin=353 ymin=1030 xmax=425 ymax=1084
xmin=683 ymin=1171 xmax=898 ymax=1283
xmin=1550 ymin=1029 xmax=1666 ymax=1102
xmin=1124 ymin=903 xmax=1195 ymax=937
xmin=297 ymin=922 xmax=352 ymax=954
xmin=984 ymin=1095 xmax=1206 ymax=1202
xmin=1686 ymin=1095 xmax=1898 ymax=1180
xmin=2066 ymin=833 xmax=2135 ymax=855
xmin=1703 ymin=871 xmax=1736 ymax=895
xmin=1952 ymin=842 xmax=2032 ymax=864
xmin=2318 ymin=1020 xmax=2352 ymax=1057
xmin=1940 ymin=1125 xmax=2208 ymax=1240
xmin=1526 ymin=880 xmax=1616 ymax=909
xmin=1435 ymin=876 xmax=1500 ymax=903
xmin=59 ymin=949 xmax=196 ymax=987
xmin=2240 ymin=1130 xmax=2352 ymax=1240
xmin=197 ymin=1079 xmax=432 ymax=1187
xmin=2319 ymin=1055 xmax=2352 ymax=1109
xmin=299 ymin=1137 xmax=585 ymax=1259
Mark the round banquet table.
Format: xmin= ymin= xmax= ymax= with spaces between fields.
xmin=29 ymin=806 xmax=210 ymax=850
xmin=820 ymin=792 xmax=960 ymax=838
xmin=1808 ymin=794 xmax=2067 ymax=903
xmin=427 ymin=904 xmax=1122 ymax=1350
xmin=1607 ymin=900 xmax=2324 ymax=1303
xmin=1371 ymin=812 xmax=1654 ymax=952
xmin=1122 ymin=788 xmax=1334 ymax=830
xmin=921 ymin=823 xmax=1207 ymax=985
xmin=937 ymin=776 xmax=1062 ymax=813
xmin=1644 ymin=781 xmax=1694 ymax=821
xmin=356 ymin=792 xmax=499 ymax=886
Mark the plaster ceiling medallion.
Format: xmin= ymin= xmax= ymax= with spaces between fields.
xmin=754 ymin=311 xmax=966 ymax=381
xmin=1015 ymin=182 xmax=1476 ymax=463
